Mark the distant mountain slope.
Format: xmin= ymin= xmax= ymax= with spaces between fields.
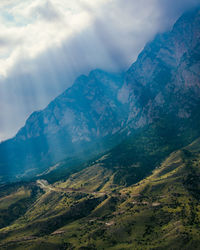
xmin=0 ymin=8 xmax=200 ymax=182
xmin=0 ymin=137 xmax=199 ymax=249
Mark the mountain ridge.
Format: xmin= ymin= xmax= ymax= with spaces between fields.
xmin=0 ymin=7 xmax=200 ymax=182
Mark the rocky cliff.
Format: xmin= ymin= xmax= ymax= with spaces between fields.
xmin=125 ymin=8 xmax=200 ymax=128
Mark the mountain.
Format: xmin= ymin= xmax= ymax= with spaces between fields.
xmin=0 ymin=8 xmax=200 ymax=249
xmin=0 ymin=8 xmax=200 ymax=183
xmin=0 ymin=137 xmax=199 ymax=249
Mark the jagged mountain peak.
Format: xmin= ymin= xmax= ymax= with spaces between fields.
xmin=125 ymin=7 xmax=200 ymax=128
xmin=128 ymin=6 xmax=200 ymax=75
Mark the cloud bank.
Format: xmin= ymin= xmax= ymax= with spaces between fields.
xmin=0 ymin=0 xmax=199 ymax=141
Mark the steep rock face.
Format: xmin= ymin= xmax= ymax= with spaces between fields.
xmin=125 ymin=8 xmax=200 ymax=128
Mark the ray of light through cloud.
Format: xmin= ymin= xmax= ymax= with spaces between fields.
xmin=0 ymin=0 xmax=200 ymax=141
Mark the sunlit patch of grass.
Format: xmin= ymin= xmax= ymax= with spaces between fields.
xmin=0 ymin=188 xmax=31 ymax=210
xmin=57 ymin=164 xmax=113 ymax=192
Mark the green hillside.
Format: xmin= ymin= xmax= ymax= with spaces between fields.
xmin=0 ymin=138 xmax=200 ymax=249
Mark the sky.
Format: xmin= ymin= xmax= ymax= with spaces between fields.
xmin=0 ymin=0 xmax=200 ymax=141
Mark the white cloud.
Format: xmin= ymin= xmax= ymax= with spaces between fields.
xmin=1 ymin=0 xmax=198 ymax=77
xmin=0 ymin=0 xmax=109 ymax=77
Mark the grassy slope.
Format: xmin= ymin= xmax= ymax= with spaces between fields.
xmin=0 ymin=138 xmax=200 ymax=249
xmin=0 ymin=182 xmax=41 ymax=230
